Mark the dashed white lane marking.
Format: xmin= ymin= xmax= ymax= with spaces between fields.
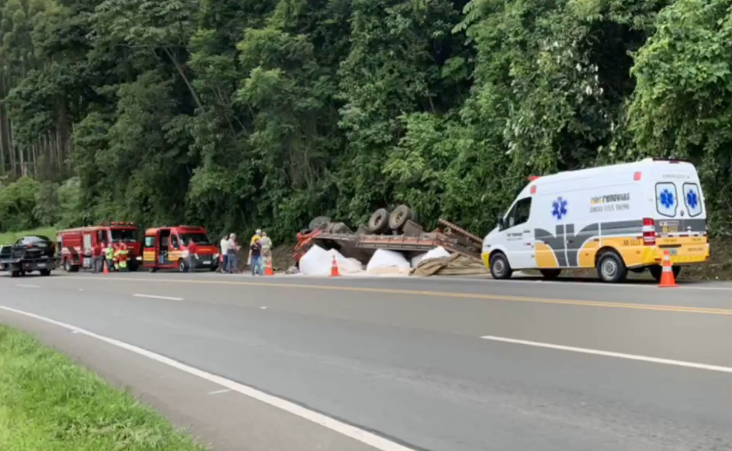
xmin=133 ymin=294 xmax=184 ymax=301
xmin=16 ymin=284 xmax=40 ymax=288
xmin=0 ymin=306 xmax=418 ymax=451
xmin=208 ymin=389 xmax=231 ymax=395
xmin=480 ymin=335 xmax=732 ymax=373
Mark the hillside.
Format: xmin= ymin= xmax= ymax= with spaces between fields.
xmin=0 ymin=0 xmax=729 ymax=243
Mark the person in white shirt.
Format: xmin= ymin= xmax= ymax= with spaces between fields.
xmin=220 ymin=235 xmax=230 ymax=273
xmin=227 ymin=233 xmax=239 ymax=273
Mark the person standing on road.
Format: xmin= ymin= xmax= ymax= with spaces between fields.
xmin=105 ymin=243 xmax=114 ymax=272
xmin=227 ymin=233 xmax=239 ymax=274
xmin=250 ymin=237 xmax=263 ymax=276
xmin=219 ymin=234 xmax=229 ymax=273
xmin=187 ymin=239 xmax=198 ymax=273
xmin=247 ymin=229 xmax=261 ymax=267
xmin=92 ymin=242 xmax=103 ymax=273
xmin=260 ymin=231 xmax=272 ymax=271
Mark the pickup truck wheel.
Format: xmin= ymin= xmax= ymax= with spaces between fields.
xmin=489 ymin=252 xmax=513 ymax=279
xmin=40 ymin=269 xmax=51 ymax=276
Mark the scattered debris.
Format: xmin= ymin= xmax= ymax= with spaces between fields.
xmin=366 ymin=249 xmax=411 ymax=276
xmin=293 ymin=207 xmax=487 ymax=277
xmin=411 ymin=253 xmax=490 ymax=277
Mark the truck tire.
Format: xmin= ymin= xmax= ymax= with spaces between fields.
xmin=63 ymin=259 xmax=71 ymax=272
xmin=489 ymin=252 xmax=513 ymax=279
xmin=596 ymin=251 xmax=627 ymax=283
xmin=539 ymin=269 xmax=562 ymax=280
xmin=367 ymin=208 xmax=390 ymax=234
xmin=178 ymin=259 xmax=188 ymax=273
xmin=388 ymin=205 xmax=415 ymax=232
xmin=309 ymin=216 xmax=331 ymax=231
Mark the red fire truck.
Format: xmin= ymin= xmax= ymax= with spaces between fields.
xmin=57 ymin=222 xmax=141 ymax=272
xmin=143 ymin=225 xmax=219 ymax=272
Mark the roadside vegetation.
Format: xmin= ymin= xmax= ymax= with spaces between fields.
xmin=0 ymin=325 xmax=205 ymax=451
xmin=0 ymin=0 xmax=728 ymax=275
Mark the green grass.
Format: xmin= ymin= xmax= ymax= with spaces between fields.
xmin=0 ymin=227 xmax=58 ymax=245
xmin=0 ymin=326 xmax=206 ymax=451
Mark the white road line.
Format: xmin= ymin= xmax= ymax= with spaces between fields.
xmin=208 ymin=389 xmax=231 ymax=395
xmin=480 ymin=335 xmax=732 ymax=373
xmin=133 ymin=294 xmax=184 ymax=301
xmin=0 ymin=306 xmax=418 ymax=451
xmin=16 ymin=284 xmax=40 ymax=288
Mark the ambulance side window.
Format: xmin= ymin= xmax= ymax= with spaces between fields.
xmin=506 ymin=197 xmax=532 ymax=229
xmin=144 ymin=237 xmax=155 ymax=248
xmin=171 ymin=235 xmax=180 ymax=249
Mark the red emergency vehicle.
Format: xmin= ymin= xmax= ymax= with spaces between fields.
xmin=143 ymin=226 xmax=219 ymax=272
xmin=57 ymin=222 xmax=141 ymax=272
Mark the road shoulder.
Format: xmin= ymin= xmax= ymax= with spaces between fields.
xmin=0 ymin=309 xmax=375 ymax=451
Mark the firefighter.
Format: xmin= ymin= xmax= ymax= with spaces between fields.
xmin=118 ymin=243 xmax=129 ymax=271
xmin=113 ymin=247 xmax=120 ymax=271
xmin=105 ymin=243 xmax=115 ymax=272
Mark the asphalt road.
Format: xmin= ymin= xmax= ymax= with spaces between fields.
xmin=1 ymin=272 xmax=730 ymax=451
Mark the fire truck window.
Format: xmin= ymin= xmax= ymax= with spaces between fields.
xmin=110 ymin=229 xmax=136 ymax=243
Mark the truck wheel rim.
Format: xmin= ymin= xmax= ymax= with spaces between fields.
xmin=494 ymin=259 xmax=505 ymax=275
xmin=602 ymin=260 xmax=617 ymax=278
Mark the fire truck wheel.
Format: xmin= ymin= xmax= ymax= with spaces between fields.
xmin=178 ymin=259 xmax=188 ymax=273
xmin=63 ymin=259 xmax=71 ymax=272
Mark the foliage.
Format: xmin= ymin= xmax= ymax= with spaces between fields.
xmin=0 ymin=0 xmax=728 ymax=241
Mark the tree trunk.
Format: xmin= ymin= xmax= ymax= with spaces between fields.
xmin=0 ymin=72 xmax=11 ymax=177
xmin=163 ymin=47 xmax=204 ymax=112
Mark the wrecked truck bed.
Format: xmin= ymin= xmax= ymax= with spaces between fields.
xmin=294 ymin=219 xmax=483 ymax=264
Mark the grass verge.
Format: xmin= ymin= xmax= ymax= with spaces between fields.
xmin=0 ymin=326 xmax=205 ymax=451
xmin=0 ymin=227 xmax=57 ymax=245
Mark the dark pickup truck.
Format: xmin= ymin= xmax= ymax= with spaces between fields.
xmin=0 ymin=235 xmax=58 ymax=277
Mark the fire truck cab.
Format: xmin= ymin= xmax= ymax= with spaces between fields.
xmin=143 ymin=226 xmax=219 ymax=272
xmin=57 ymin=223 xmax=141 ymax=272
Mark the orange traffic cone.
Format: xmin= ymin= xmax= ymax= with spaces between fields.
xmin=103 ymin=260 xmax=109 ymax=275
xmin=659 ymin=251 xmax=677 ymax=288
xmin=330 ymin=255 xmax=340 ymax=277
xmin=265 ymin=258 xmax=274 ymax=276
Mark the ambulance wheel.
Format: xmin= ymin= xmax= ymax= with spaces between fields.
xmin=649 ymin=265 xmax=680 ymax=282
xmin=539 ymin=269 xmax=562 ymax=280
xmin=148 ymin=267 xmax=158 ymax=273
xmin=597 ymin=252 xmax=627 ymax=283
xmin=178 ymin=259 xmax=187 ymax=273
xmin=489 ymin=252 xmax=512 ymax=279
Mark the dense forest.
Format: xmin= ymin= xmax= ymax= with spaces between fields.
xmin=0 ymin=0 xmax=729 ymax=241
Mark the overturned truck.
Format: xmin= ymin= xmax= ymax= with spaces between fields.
xmin=293 ymin=205 xmax=484 ymax=268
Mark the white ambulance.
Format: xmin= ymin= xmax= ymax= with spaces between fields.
xmin=482 ymin=159 xmax=709 ymax=283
